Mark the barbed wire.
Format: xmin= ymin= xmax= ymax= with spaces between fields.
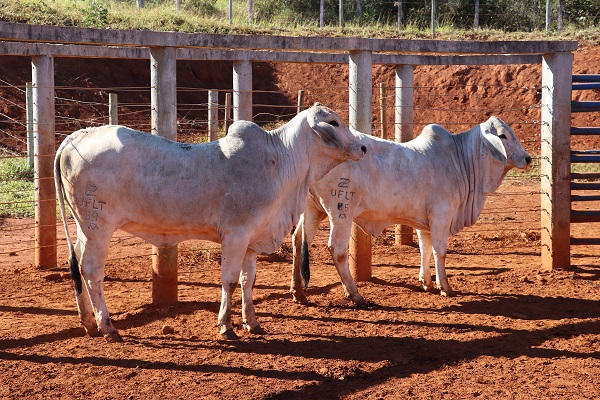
xmin=1 ymin=77 xmax=549 ymax=275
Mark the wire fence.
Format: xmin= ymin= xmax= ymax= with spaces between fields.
xmin=0 ymin=61 xmax=545 ymax=273
xmin=161 ymin=0 xmax=600 ymax=32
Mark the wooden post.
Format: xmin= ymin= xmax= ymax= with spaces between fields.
xmin=540 ymin=52 xmax=573 ymax=271
xmin=233 ymin=59 xmax=252 ymax=122
xmin=224 ymin=92 xmax=232 ymax=133
xmin=208 ymin=90 xmax=219 ymax=142
xmin=26 ymin=82 xmax=33 ymax=169
xmin=108 ymin=92 xmax=118 ymax=125
xmin=297 ymin=89 xmax=304 ymax=115
xmin=348 ymin=50 xmax=372 ymax=282
xmin=32 ymin=55 xmax=56 ymax=270
xmin=379 ymin=82 xmax=387 ymax=139
xmin=395 ymin=64 xmax=415 ymax=245
xmin=150 ymin=46 xmax=178 ymax=305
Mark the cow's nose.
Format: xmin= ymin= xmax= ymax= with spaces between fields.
xmin=361 ymin=145 xmax=367 ymax=154
xmin=525 ymin=155 xmax=532 ymax=164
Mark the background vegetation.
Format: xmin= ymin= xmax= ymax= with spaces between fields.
xmin=0 ymin=0 xmax=598 ymax=39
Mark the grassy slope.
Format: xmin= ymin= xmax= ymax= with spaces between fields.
xmin=0 ymin=0 xmax=597 ymax=42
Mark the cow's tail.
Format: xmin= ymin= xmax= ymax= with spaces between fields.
xmin=54 ymin=136 xmax=83 ymax=296
xmin=299 ymin=226 xmax=310 ymax=289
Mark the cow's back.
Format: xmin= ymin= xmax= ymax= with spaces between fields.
xmin=311 ymin=128 xmax=466 ymax=235
xmin=58 ymin=126 xmax=233 ymax=243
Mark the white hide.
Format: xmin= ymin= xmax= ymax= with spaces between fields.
xmin=55 ymin=103 xmax=366 ymax=341
xmin=290 ymin=116 xmax=531 ymax=304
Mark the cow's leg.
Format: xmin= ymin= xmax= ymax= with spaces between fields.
xmin=328 ymin=217 xmax=365 ymax=306
xmin=417 ymin=229 xmax=435 ymax=292
xmin=218 ymin=238 xmax=247 ymax=340
xmin=78 ymin=235 xmax=122 ymax=342
xmin=290 ymin=206 xmax=325 ymax=304
xmin=239 ymin=250 xmax=264 ymax=335
xmin=72 ymin=234 xmax=101 ymax=337
xmin=430 ymin=226 xmax=454 ymax=297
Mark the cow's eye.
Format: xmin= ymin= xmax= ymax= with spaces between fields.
xmin=498 ymin=133 xmax=507 ymax=139
xmin=328 ymin=120 xmax=339 ymax=127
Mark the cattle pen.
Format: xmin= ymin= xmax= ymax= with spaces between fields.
xmin=2 ymin=22 xmax=600 ymax=400
xmin=0 ymin=21 xmax=578 ymax=304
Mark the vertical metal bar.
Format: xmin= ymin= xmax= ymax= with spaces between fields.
xmin=320 ymin=0 xmax=324 ymax=28
xmin=150 ymin=46 xmax=178 ymax=305
xmin=431 ymin=0 xmax=436 ymax=37
xmin=32 ymin=55 xmax=56 ymax=269
xmin=545 ymin=0 xmax=551 ymax=31
xmin=397 ymin=0 xmax=403 ymax=30
xmin=26 ymin=82 xmax=33 ymax=169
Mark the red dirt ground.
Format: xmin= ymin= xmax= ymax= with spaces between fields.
xmin=1 ymin=42 xmax=600 ymax=399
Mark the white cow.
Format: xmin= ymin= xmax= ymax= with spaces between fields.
xmin=55 ymin=103 xmax=366 ymax=341
xmin=291 ymin=117 xmax=531 ymax=305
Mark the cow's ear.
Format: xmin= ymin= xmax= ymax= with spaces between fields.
xmin=308 ymin=104 xmax=343 ymax=149
xmin=311 ymin=121 xmax=343 ymax=149
xmin=480 ymin=123 xmax=507 ymax=163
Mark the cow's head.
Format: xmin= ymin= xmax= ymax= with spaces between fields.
xmin=307 ymin=103 xmax=366 ymax=162
xmin=480 ymin=116 xmax=532 ymax=169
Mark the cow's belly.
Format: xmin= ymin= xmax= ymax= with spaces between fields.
xmin=356 ymin=211 xmax=430 ymax=237
xmin=121 ymin=221 xmax=220 ymax=247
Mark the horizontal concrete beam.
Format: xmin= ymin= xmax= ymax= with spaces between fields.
xmin=0 ymin=41 xmax=543 ymax=66
xmin=0 ymin=21 xmax=578 ymax=55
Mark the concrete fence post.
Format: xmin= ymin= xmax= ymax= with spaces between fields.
xmin=379 ymin=82 xmax=387 ymax=139
xmin=297 ymin=89 xmax=304 ymax=115
xmin=224 ymin=92 xmax=232 ymax=133
xmin=108 ymin=92 xmax=118 ymax=125
xmin=395 ymin=64 xmax=415 ymax=245
xmin=348 ymin=50 xmax=372 ymax=282
xmin=540 ymin=52 xmax=573 ymax=271
xmin=150 ymin=46 xmax=178 ymax=305
xmin=233 ymin=59 xmax=252 ymax=122
xmin=208 ymin=90 xmax=219 ymax=142
xmin=32 ymin=55 xmax=57 ymax=269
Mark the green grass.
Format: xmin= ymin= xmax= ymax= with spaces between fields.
xmin=0 ymin=0 xmax=597 ymax=42
xmin=0 ymin=155 xmax=35 ymax=218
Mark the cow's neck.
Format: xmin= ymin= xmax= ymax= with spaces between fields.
xmin=449 ymin=127 xmax=496 ymax=234
xmin=268 ymin=122 xmax=314 ymax=215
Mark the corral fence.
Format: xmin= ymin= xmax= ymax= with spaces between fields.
xmin=0 ymin=21 xmax=576 ymax=304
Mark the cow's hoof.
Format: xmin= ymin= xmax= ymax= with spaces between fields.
xmin=292 ymin=292 xmax=309 ymax=305
xmin=422 ymin=285 xmax=436 ymax=293
xmin=357 ymin=300 xmax=379 ymax=310
xmin=440 ymin=289 xmax=456 ymax=297
xmin=219 ymin=328 xmax=239 ymax=341
xmin=104 ymin=331 xmax=124 ymax=343
xmin=245 ymin=324 xmax=266 ymax=335
xmin=353 ymin=297 xmax=375 ymax=309
xmin=84 ymin=325 xmax=103 ymax=337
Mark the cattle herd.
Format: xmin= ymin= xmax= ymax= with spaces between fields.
xmin=54 ymin=103 xmax=531 ymax=342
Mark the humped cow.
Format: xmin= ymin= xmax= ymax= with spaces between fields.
xmin=291 ymin=116 xmax=531 ymax=305
xmin=55 ymin=103 xmax=366 ymax=342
